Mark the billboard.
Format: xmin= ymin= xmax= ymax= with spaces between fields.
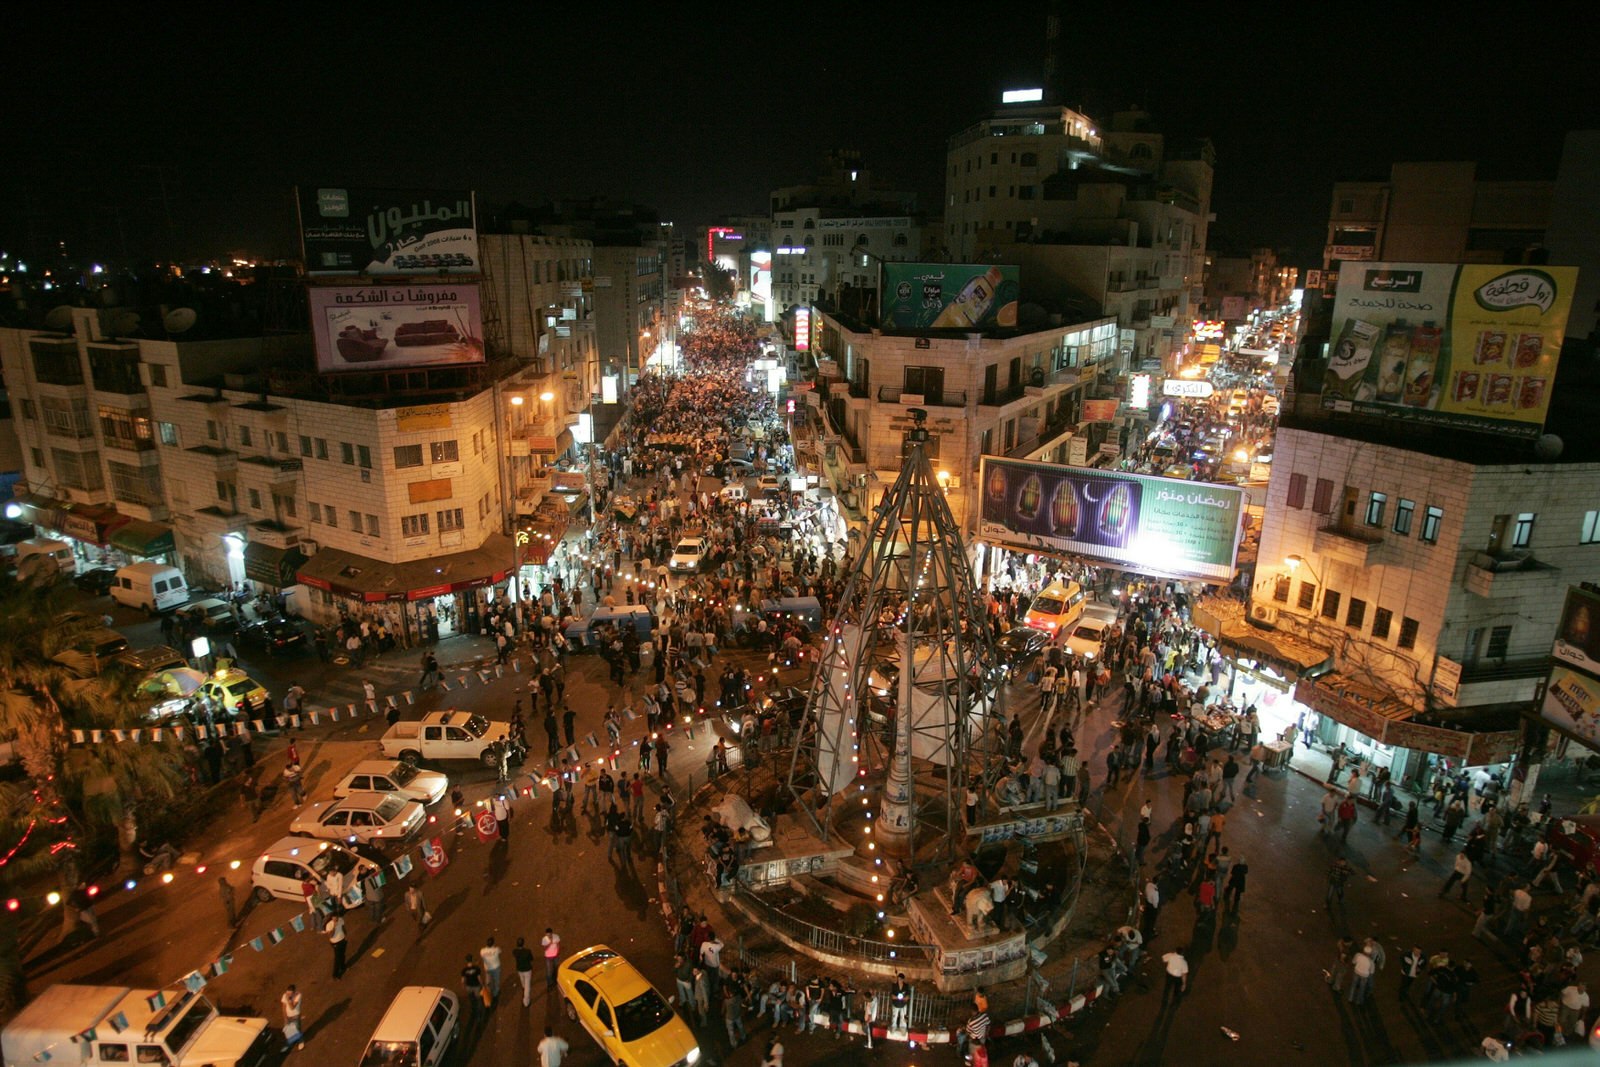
xmin=793 ymin=307 xmax=810 ymax=351
xmin=978 ymin=458 xmax=1244 ymax=583
xmin=881 ymin=263 xmax=1019 ymax=330
xmin=309 ymin=284 xmax=485 ymax=373
xmin=1554 ymin=586 xmax=1600 ymax=678
xmin=1542 ymin=665 xmax=1600 ymax=751
xmin=1321 ymin=261 xmax=1578 ymax=437
xmin=299 ymin=187 xmax=478 ymax=275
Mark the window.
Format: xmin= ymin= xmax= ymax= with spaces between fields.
xmin=315 ymin=438 xmax=328 ymax=460
xmin=19 ymin=399 xmax=35 ymax=420
xmin=50 ymin=448 xmax=103 ymax=490
xmin=1364 ymin=491 xmax=1387 ymax=527
xmin=340 ymin=442 xmax=355 ymax=465
xmin=1487 ymin=625 xmax=1513 ymax=660
xmin=348 ymin=510 xmax=361 ymax=529
xmin=1393 ymin=498 xmax=1415 ymax=536
xmin=358 ymin=445 xmax=372 ymax=469
xmin=1273 ymin=575 xmax=1291 ymax=602
xmin=1312 ymin=478 xmax=1335 ymax=514
xmin=29 ymin=447 xmax=43 ymax=467
xmin=1021 ymin=152 xmax=1038 ymax=166
xmin=1297 ymin=581 xmax=1317 ymax=611
xmin=239 ymin=425 xmax=252 ymax=448
xmin=1512 ymin=512 xmax=1535 ymax=549
xmin=394 ymin=444 xmax=423 ymax=469
xmin=1420 ymin=505 xmax=1443 ymax=544
xmin=278 ymin=495 xmax=297 ymax=518
xmin=276 ymin=431 xmax=289 ymax=452
xmin=1584 ymin=510 xmax=1600 ymax=544
xmin=903 ymin=366 xmax=945 ymax=404
xmin=437 ymin=508 xmax=464 ymax=531
xmin=207 ymin=419 xmax=219 ymax=441
xmin=108 ymin=461 xmax=162 ymax=506
xmin=365 ymin=514 xmax=380 ymax=536
xmin=148 ymin=364 xmax=168 ymax=387
xmin=299 ymin=435 xmax=312 ymax=457
xmin=99 ymin=407 xmax=154 ymax=450
xmin=325 ymin=507 xmax=338 ymax=528
xmin=1286 ymin=473 xmax=1307 ymax=509
xmin=29 ymin=339 xmax=84 ymax=385
xmin=215 ymin=479 xmax=229 ymax=501
xmin=430 ymin=440 xmax=459 ymax=463
xmin=249 ymin=488 xmax=262 ymax=510
xmin=401 ymin=514 xmax=430 ymax=537
xmin=1346 ymin=597 xmax=1367 ymax=629
xmin=158 ymin=421 xmax=179 ymax=446
xmin=1397 ymin=617 xmax=1420 ymax=650
xmin=1321 ymin=589 xmax=1342 ymax=621
xmin=1338 ymin=197 xmax=1355 ymax=214
xmin=309 ymin=502 xmax=322 ymax=522
xmin=41 ymin=398 xmax=93 ymax=438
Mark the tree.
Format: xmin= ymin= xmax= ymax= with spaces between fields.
xmin=0 ymin=574 xmax=186 ymax=1004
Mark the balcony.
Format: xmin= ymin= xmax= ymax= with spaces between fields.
xmin=239 ymin=453 xmax=305 ymax=484
xmin=1462 ymin=551 xmax=1561 ymax=600
xmin=876 ymin=386 xmax=968 ymax=408
xmin=185 ymin=444 xmax=237 ymax=473
xmin=1312 ymin=523 xmax=1386 ymax=567
xmin=847 ymin=380 xmax=870 ymax=400
xmin=978 ymin=383 xmax=1029 ymax=410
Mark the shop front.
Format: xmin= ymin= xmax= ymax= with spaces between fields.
xmin=109 ymin=519 xmax=177 ymax=564
xmin=7 ymin=494 xmax=137 ymax=568
xmin=1191 ymin=596 xmax=1333 ymax=749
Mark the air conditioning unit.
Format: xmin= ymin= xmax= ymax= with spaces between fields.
xmin=1249 ymin=603 xmax=1279 ymax=628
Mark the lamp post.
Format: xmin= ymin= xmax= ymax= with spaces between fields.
xmin=1284 ymin=553 xmax=1324 ymax=612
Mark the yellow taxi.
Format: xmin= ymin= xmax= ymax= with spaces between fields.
xmin=198 ymin=667 xmax=270 ymax=716
xmin=556 ymin=945 xmax=700 ymax=1067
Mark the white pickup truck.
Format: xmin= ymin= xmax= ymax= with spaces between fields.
xmin=380 ymin=710 xmax=524 ymax=767
xmin=2 ymin=984 xmax=274 ymax=1067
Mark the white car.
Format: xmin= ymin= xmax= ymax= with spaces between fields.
xmin=334 ymin=760 xmax=449 ymax=806
xmin=289 ymin=791 xmax=425 ymax=845
xmin=251 ymin=836 xmax=381 ymax=903
xmin=756 ymin=475 xmax=783 ymax=496
xmin=669 ymin=537 xmax=708 ymax=573
xmin=1064 ymin=618 xmax=1111 ymax=661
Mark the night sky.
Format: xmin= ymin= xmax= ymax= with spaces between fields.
xmin=3 ymin=5 xmax=1596 ymax=270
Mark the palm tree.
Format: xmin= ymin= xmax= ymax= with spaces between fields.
xmin=0 ymin=573 xmax=186 ymax=1007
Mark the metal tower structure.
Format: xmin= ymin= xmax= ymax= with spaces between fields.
xmin=786 ymin=409 xmax=1005 ymax=862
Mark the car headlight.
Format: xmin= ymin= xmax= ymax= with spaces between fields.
xmin=686 ymin=1049 xmax=701 ymax=1066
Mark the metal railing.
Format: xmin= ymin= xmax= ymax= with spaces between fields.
xmin=732 ymin=881 xmax=937 ymax=967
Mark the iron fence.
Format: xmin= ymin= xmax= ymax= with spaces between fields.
xmin=733 ymin=881 xmax=937 ymax=967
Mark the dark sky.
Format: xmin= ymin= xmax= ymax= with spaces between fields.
xmin=4 ymin=5 xmax=1597 ymax=270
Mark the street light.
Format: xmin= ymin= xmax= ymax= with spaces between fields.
xmin=1283 ymin=553 xmax=1324 ymax=610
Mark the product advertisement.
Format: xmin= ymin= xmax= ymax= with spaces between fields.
xmin=881 ymin=263 xmax=1019 ymax=330
xmin=1322 ymin=262 xmax=1578 ymax=437
xmin=978 ymin=457 xmax=1243 ymax=583
xmin=299 ymin=186 xmax=479 ymax=276
xmin=309 ymin=285 xmax=485 ymax=372
xmin=1542 ymin=664 xmax=1600 ymax=753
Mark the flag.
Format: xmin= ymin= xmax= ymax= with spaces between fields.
xmin=151 ymin=728 xmax=163 ymax=742
xmin=347 ymin=703 xmax=357 ymax=716
xmin=494 ymin=664 xmax=504 ymax=678
xmin=513 ymin=659 xmax=521 ymax=673
xmin=145 ymin=991 xmax=166 ymax=1012
xmin=387 ymin=694 xmax=398 ymax=707
xmin=624 ymin=707 xmax=638 ymax=721
xmin=252 ymin=720 xmax=264 ymax=733
xmin=35 ymin=1048 xmax=53 ymax=1060
xmin=129 ymin=729 xmax=142 ymax=743
xmin=289 ymin=715 xmax=301 ymax=729
xmin=72 ymin=730 xmax=86 ymax=743
xmin=457 ymin=676 xmax=469 ymax=688
xmin=309 ymin=711 xmax=320 ymax=725
xmin=90 ymin=730 xmax=103 ymax=743
xmin=269 ymin=927 xmax=287 ymax=944
xmin=249 ymin=936 xmax=265 ymax=952
xmin=568 ymin=746 xmax=581 ymax=763
xmin=183 ymin=971 xmax=207 ymax=993
xmin=478 ymin=670 xmax=491 ymax=684
xmin=420 ymin=837 xmax=449 ymax=875
xmin=108 ymin=1013 xmax=128 ymax=1033
xmin=526 ymin=776 xmax=540 ymax=798
xmin=329 ymin=708 xmax=341 ymax=722
xmin=372 ymin=871 xmax=387 ymax=888
xmin=290 ymin=915 xmax=307 ymax=933
xmin=394 ymin=854 xmax=414 ymax=879
xmin=211 ymin=954 xmax=233 ymax=976
xmin=440 ymin=679 xmax=452 ymax=691
xmin=341 ymin=886 xmax=364 ymax=908
xmin=586 ymin=732 xmax=599 ymax=748
xmin=72 ymin=1028 xmax=96 ymax=1043
xmin=404 ymin=691 xmax=415 ymax=704
xmin=366 ymin=701 xmax=378 ymax=715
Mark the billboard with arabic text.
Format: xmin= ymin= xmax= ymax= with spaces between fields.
xmin=978 ymin=458 xmax=1244 ymax=583
xmin=309 ymin=284 xmax=485 ymax=373
xmin=298 ymin=186 xmax=479 ymax=275
xmin=1321 ymin=261 xmax=1578 ymax=437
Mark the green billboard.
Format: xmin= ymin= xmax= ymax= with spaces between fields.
xmin=881 ymin=263 xmax=1020 ymax=330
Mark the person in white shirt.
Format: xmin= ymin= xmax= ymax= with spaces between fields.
xmin=537 ymin=1026 xmax=569 ymax=1067
xmin=280 ymin=985 xmax=303 ymax=1051
xmin=481 ymin=937 xmax=503 ymax=1001
xmin=1560 ymin=982 xmax=1590 ymax=1037
xmin=1348 ymin=948 xmax=1375 ymax=1004
xmin=1160 ymin=947 xmax=1189 ymax=1008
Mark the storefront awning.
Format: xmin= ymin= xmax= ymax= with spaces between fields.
xmin=296 ymin=533 xmax=516 ymax=603
xmin=1297 ymin=673 xmax=1524 ymax=765
xmin=58 ymin=504 xmax=129 ymax=547
xmin=243 ymin=542 xmax=308 ymax=587
xmin=9 ymin=492 xmax=64 ymax=532
xmin=1192 ymin=596 xmax=1334 ymax=678
xmin=110 ymin=519 xmax=176 ymax=558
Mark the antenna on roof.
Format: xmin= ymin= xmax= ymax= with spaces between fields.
xmin=163 ymin=307 xmax=197 ymax=335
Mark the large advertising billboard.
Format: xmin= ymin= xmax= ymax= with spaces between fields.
xmin=881 ymin=263 xmax=1019 ymax=330
xmin=299 ymin=187 xmax=478 ymax=275
xmin=1554 ymin=586 xmax=1600 ymax=678
xmin=978 ymin=458 xmax=1244 ymax=583
xmin=1321 ymin=261 xmax=1578 ymax=437
xmin=309 ymin=284 xmax=485 ymax=373
xmin=1542 ymin=664 xmax=1600 ymax=751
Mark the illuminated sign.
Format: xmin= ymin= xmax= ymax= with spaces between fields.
xmin=1002 ymin=88 xmax=1045 ymax=103
xmin=706 ymin=226 xmax=739 ymax=263
xmin=979 ymin=458 xmax=1244 ymax=583
xmin=308 ymin=284 xmax=485 ymax=373
xmin=881 ymin=263 xmax=1019 ymax=330
xmin=298 ymin=186 xmax=477 ymax=276
xmin=776 ymin=247 xmax=806 ymax=255
xmin=1129 ymin=374 xmax=1151 ymax=409
xmin=794 ymin=307 xmax=811 ymax=351
xmin=1163 ymin=379 xmax=1215 ymax=398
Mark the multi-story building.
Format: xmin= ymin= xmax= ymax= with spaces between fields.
xmin=1237 ymin=391 xmax=1600 ymax=793
xmin=1205 ymin=247 xmax=1298 ymax=318
xmin=806 ymin=305 xmax=1119 ymax=537
xmin=592 ymin=244 xmax=669 ymax=385
xmin=944 ymin=99 xmax=1212 ymax=371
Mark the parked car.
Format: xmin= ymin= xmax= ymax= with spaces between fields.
xmin=176 ymin=598 xmax=238 ymax=634
xmin=668 ymin=537 xmax=708 ymax=574
xmin=557 ymin=945 xmax=700 ymax=1067
xmin=289 ymin=791 xmax=425 ymax=845
xmin=197 ymin=668 xmax=269 ymax=715
xmin=996 ymin=626 xmax=1049 ymax=670
xmin=359 ymin=987 xmax=458 ymax=1067
xmin=71 ymin=567 xmax=118 ymax=596
xmin=251 ymin=836 xmax=380 ymax=903
xmin=334 ymin=760 xmax=449 ymax=806
xmin=113 ymin=645 xmax=188 ymax=676
xmin=238 ymin=616 xmax=306 ymax=656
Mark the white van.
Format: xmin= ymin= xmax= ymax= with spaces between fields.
xmin=1024 ymin=580 xmax=1087 ymax=639
xmin=15 ymin=538 xmax=75 ymax=576
xmin=111 ymin=562 xmax=188 ymax=613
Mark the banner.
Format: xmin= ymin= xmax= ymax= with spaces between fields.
xmin=1321 ymin=262 xmax=1578 ymax=437
xmin=978 ymin=458 xmax=1243 ymax=583
xmin=1080 ymin=399 xmax=1119 ymax=422
xmin=1553 ymin=586 xmax=1600 ymax=679
xmin=881 ymin=263 xmax=1019 ymax=330
xmin=1541 ymin=664 xmax=1600 ymax=753
xmin=308 ymin=284 xmax=485 ymax=373
xmin=299 ymin=187 xmax=478 ymax=275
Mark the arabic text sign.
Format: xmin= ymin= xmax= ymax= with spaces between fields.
xmin=1542 ymin=664 xmax=1600 ymax=754
xmin=1553 ymin=586 xmax=1600 ymax=679
xmin=1321 ymin=261 xmax=1578 ymax=438
xmin=978 ymin=458 xmax=1243 ymax=583
xmin=309 ymin=284 xmax=485 ymax=373
xmin=299 ymin=187 xmax=478 ymax=276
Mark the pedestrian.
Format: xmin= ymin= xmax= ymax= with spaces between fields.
xmin=240 ymin=771 xmax=262 ymax=822
xmin=1348 ymin=944 xmax=1376 ymax=1005
xmin=462 ymin=954 xmax=486 ymax=1028
xmin=493 ymin=792 xmax=512 ymax=842
xmin=481 ymin=937 xmax=503 ymax=1002
xmin=1398 ymin=946 xmax=1425 ymax=1003
xmin=280 ymin=984 xmax=304 ymax=1053
xmin=537 ymin=1026 xmax=570 ymax=1067
xmin=1560 ymin=981 xmax=1590 ymax=1040
xmin=542 ymin=927 xmax=562 ymax=987
xmin=724 ymin=983 xmax=748 ymax=1048
xmin=1439 ymin=851 xmax=1473 ymax=901
xmin=1326 ymin=858 xmax=1353 ymax=908
xmin=699 ymin=928 xmax=725 ymax=994
xmin=365 ymin=872 xmax=385 ymax=924
xmin=515 ymin=937 xmax=536 ymax=1007
xmin=656 ymin=734 xmax=671 ymax=775
xmin=1224 ymin=855 xmax=1248 ymax=910
xmin=890 ymin=973 xmax=910 ymax=1031
xmin=326 ymin=912 xmax=348 ymax=979
xmin=404 ymin=883 xmax=429 ymax=936
xmin=1161 ymin=945 xmax=1189 ymax=1008
xmin=218 ymin=876 xmax=237 ymax=927
xmin=1141 ymin=877 xmax=1161 ymax=937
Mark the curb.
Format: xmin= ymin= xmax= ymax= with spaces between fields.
xmin=782 ymin=982 xmax=1106 ymax=1045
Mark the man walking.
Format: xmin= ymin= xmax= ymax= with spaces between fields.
xmin=481 ymin=936 xmax=503 ymax=1002
xmin=537 ymin=1026 xmax=570 ymax=1067
xmin=1326 ymin=858 xmax=1353 ymax=909
xmin=1161 ymin=945 xmax=1189 ymax=1008
xmin=326 ymin=912 xmax=348 ymax=979
xmin=890 ymin=973 xmax=910 ymax=1031
xmin=1398 ymin=946 xmax=1426 ymax=1003
xmin=1348 ymin=943 xmax=1376 ymax=1005
xmin=1439 ymin=851 xmax=1473 ymax=901
xmin=1224 ymin=855 xmax=1249 ymax=910
xmin=404 ymin=883 xmax=429 ymax=937
xmin=493 ymin=792 xmax=512 ymax=843
xmin=461 ymin=955 xmax=486 ymax=1030
xmin=542 ymin=927 xmax=562 ymax=988
xmin=280 ymin=984 xmax=304 ymax=1053
xmin=515 ymin=937 xmax=536 ymax=1007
